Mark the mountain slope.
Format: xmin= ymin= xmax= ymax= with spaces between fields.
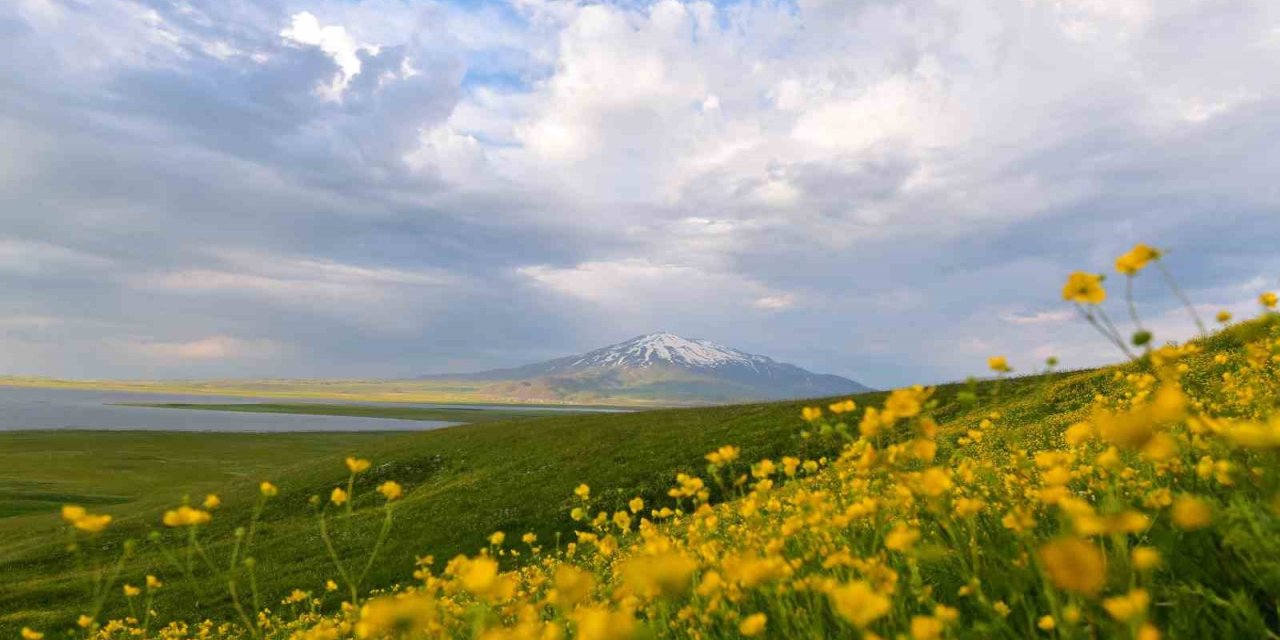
xmin=423 ymin=332 xmax=872 ymax=404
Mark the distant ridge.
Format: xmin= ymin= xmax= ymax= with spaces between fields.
xmin=421 ymin=332 xmax=871 ymax=405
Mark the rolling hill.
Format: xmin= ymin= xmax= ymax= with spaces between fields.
xmin=0 ymin=366 xmax=1077 ymax=634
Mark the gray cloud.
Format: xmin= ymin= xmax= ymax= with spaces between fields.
xmin=0 ymin=0 xmax=1277 ymax=386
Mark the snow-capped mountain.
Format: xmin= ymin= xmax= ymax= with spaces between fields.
xmin=422 ymin=333 xmax=871 ymax=405
xmin=567 ymin=333 xmax=772 ymax=370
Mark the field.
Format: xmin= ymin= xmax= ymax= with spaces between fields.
xmin=6 ymin=311 xmax=1280 ymax=639
xmin=3 ymin=370 xmax=1078 ymax=635
xmin=118 ymin=403 xmax=573 ymax=424
xmin=0 ymin=377 xmax=669 ymax=408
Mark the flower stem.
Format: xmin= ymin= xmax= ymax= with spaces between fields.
xmin=1157 ymin=260 xmax=1207 ymax=335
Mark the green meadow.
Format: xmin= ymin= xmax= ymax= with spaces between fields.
xmin=6 ymin=317 xmax=1279 ymax=639
xmin=118 ymin=402 xmax=570 ymax=424
xmin=0 ymin=369 xmax=1091 ymax=635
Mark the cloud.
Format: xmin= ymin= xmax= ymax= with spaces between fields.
xmin=753 ymin=294 xmax=796 ymax=311
xmin=999 ymin=310 xmax=1075 ymax=326
xmin=128 ymin=250 xmax=460 ymax=332
xmin=131 ymin=335 xmax=286 ymax=361
xmin=518 ymin=258 xmax=786 ymax=314
xmin=0 ymin=238 xmax=114 ymax=276
xmin=280 ymin=11 xmax=372 ymax=100
xmin=0 ymin=0 xmax=1278 ymax=384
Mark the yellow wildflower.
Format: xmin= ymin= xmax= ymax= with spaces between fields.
xmin=884 ymin=523 xmax=921 ymax=552
xmin=705 ymin=445 xmax=740 ymax=466
xmin=146 ymin=575 xmax=163 ymax=590
xmin=451 ymin=555 xmax=515 ymax=602
xmin=61 ymin=505 xmax=86 ymax=523
xmin=345 ymin=457 xmax=371 ymax=474
xmin=801 ymin=406 xmax=823 ymax=422
xmin=330 ymin=487 xmax=349 ymax=506
xmin=910 ymin=615 xmax=945 ymax=640
xmin=260 ymin=481 xmax=279 ymax=497
xmin=72 ymin=513 xmax=113 ymax=534
xmin=1261 ymin=292 xmax=1278 ymax=309
xmin=548 ymin=564 xmax=595 ymax=608
xmin=1063 ymin=272 xmax=1106 ymax=304
xmin=828 ymin=399 xmax=856 ymax=414
xmin=1038 ymin=538 xmax=1106 ymax=596
xmin=612 ymin=510 xmax=632 ymax=532
xmin=722 ymin=553 xmax=790 ymax=588
xmin=621 ymin=550 xmax=697 ymax=599
xmin=1216 ymin=310 xmax=1232 ymax=323
xmin=1037 ymin=615 xmax=1056 ymax=631
xmin=988 ymin=355 xmax=1011 ymax=373
xmin=1064 ymin=421 xmax=1094 ymax=445
xmin=1102 ymin=589 xmax=1150 ymax=622
xmin=21 ymin=628 xmax=43 ymax=640
xmin=1132 ymin=547 xmax=1161 ymax=571
xmin=738 ymin=613 xmax=767 ymax=637
xmin=377 ymin=481 xmax=403 ymax=501
xmin=1115 ymin=244 xmax=1161 ymax=275
xmin=954 ymin=497 xmax=985 ymax=518
xmin=574 ymin=484 xmax=590 ymax=500
xmin=163 ymin=506 xmax=211 ymax=528
xmin=202 ymin=494 xmax=221 ymax=509
xmin=61 ymin=504 xmax=112 ymax=534
xmin=884 ymin=386 xmax=928 ymax=418
xmin=916 ymin=467 xmax=952 ymax=497
xmin=859 ymin=407 xmax=886 ymax=438
xmin=571 ymin=605 xmax=635 ymax=640
xmin=827 ymin=581 xmax=891 ymax=628
xmin=354 ymin=593 xmax=435 ymax=639
xmin=123 ymin=584 xmax=141 ymax=597
xmin=1172 ymin=496 xmax=1212 ymax=530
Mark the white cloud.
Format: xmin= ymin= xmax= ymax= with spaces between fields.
xmin=753 ymin=294 xmax=796 ymax=311
xmin=132 ymin=335 xmax=285 ymax=361
xmin=0 ymin=238 xmax=114 ymax=275
xmin=999 ymin=310 xmax=1075 ymax=326
xmin=280 ymin=11 xmax=374 ymax=100
xmin=3 ymin=0 xmax=1279 ymax=382
xmin=517 ymin=258 xmax=787 ymax=314
xmin=129 ymin=250 xmax=458 ymax=331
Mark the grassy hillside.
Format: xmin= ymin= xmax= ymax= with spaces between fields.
xmin=0 ymin=376 xmax=737 ymax=408
xmin=0 ymin=369 xmax=1086 ymax=634
xmin=8 ymin=315 xmax=1280 ymax=639
xmin=119 ymin=402 xmax=575 ymax=424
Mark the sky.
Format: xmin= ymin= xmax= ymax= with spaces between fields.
xmin=0 ymin=0 xmax=1278 ymax=388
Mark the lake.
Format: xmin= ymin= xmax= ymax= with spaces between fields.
xmin=0 ymin=386 xmax=611 ymax=432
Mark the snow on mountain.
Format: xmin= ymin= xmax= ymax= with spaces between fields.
xmin=421 ymin=332 xmax=872 ymax=404
xmin=568 ymin=333 xmax=770 ymax=371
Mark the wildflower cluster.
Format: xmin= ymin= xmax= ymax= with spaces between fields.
xmin=29 ymin=248 xmax=1280 ymax=640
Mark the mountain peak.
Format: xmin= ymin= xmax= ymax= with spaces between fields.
xmin=421 ymin=332 xmax=871 ymax=404
xmin=576 ymin=332 xmax=768 ymax=370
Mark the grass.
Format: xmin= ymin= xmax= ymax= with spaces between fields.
xmin=0 ymin=377 xmax=672 ymax=407
xmin=9 ymin=257 xmax=1277 ymax=639
xmin=117 ymin=403 xmax=579 ymax=424
xmin=0 ymin=369 xmax=1089 ymax=635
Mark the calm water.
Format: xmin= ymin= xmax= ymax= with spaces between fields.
xmin=0 ymin=386 xmax=547 ymax=432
